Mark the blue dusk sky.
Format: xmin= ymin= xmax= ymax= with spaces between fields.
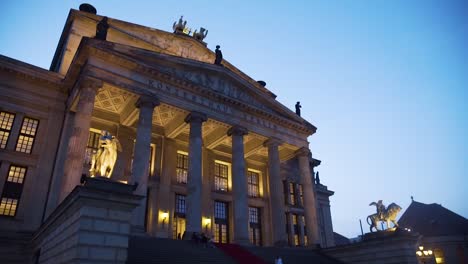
xmin=1 ymin=1 xmax=467 ymax=238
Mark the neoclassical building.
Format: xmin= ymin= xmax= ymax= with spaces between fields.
xmin=0 ymin=5 xmax=335 ymax=254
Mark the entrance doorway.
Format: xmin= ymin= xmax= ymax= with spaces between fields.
xmin=214 ymin=201 xmax=229 ymax=243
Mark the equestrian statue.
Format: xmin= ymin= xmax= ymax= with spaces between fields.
xmin=89 ymin=131 xmax=122 ymax=178
xmin=367 ymin=200 xmax=402 ymax=232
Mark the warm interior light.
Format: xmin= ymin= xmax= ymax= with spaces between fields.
xmin=118 ymin=180 xmax=128 ymax=184
xmin=161 ymin=212 xmax=169 ymax=220
xmin=428 ymin=250 xmax=433 ymax=255
xmin=423 ymin=250 xmax=428 ymax=256
xmin=416 ymin=251 xmax=423 ymax=256
xmin=419 ymin=246 xmax=424 ymax=251
xmin=204 ymin=217 xmax=211 ymax=227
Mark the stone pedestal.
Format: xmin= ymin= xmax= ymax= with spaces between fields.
xmin=32 ymin=177 xmax=143 ymax=264
xmin=324 ymin=229 xmax=421 ymax=264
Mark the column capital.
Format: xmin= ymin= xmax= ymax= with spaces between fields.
xmin=263 ymin=137 xmax=282 ymax=148
xmin=79 ymin=76 xmax=103 ymax=91
xmin=295 ymin=147 xmax=311 ymax=157
xmin=184 ymin=111 xmax=207 ymax=124
xmin=227 ymin=126 xmax=248 ymax=137
xmin=135 ymin=95 xmax=160 ymax=109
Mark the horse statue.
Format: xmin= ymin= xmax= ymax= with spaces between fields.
xmin=90 ymin=131 xmax=122 ymax=178
xmin=193 ymin=27 xmax=208 ymax=42
xmin=367 ymin=201 xmax=402 ymax=232
xmin=173 ymin=16 xmax=187 ymax=34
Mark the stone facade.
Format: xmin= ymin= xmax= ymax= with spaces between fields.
xmin=0 ymin=7 xmax=336 ymax=258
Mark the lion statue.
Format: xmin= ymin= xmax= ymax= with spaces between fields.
xmin=90 ymin=131 xmax=122 ymax=178
xmin=367 ymin=202 xmax=402 ymax=232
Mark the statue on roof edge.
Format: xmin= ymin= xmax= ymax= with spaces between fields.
xmin=173 ymin=16 xmax=187 ymax=34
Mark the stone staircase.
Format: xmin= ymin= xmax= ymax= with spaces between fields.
xmin=127 ymin=236 xmax=238 ymax=264
xmin=246 ymin=246 xmax=345 ymax=264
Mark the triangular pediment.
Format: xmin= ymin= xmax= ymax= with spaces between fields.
xmin=83 ymin=40 xmax=314 ymax=132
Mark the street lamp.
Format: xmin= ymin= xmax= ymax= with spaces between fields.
xmin=416 ymin=246 xmax=434 ymax=264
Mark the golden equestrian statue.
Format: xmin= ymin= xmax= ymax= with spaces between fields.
xmin=367 ymin=200 xmax=402 ymax=232
xmin=89 ymin=131 xmax=122 ymax=178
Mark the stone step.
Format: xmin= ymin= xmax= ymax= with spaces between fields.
xmin=127 ymin=236 xmax=238 ymax=264
xmin=246 ymin=246 xmax=345 ymax=264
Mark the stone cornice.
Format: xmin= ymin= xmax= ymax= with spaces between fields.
xmin=0 ymin=55 xmax=64 ymax=90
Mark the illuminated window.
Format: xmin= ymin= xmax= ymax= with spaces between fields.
xmin=289 ymin=183 xmax=296 ymax=205
xmin=214 ymin=201 xmax=229 ymax=243
xmin=0 ymin=111 xmax=15 ymax=149
xmin=15 ymin=117 xmax=39 ymax=153
xmin=302 ymin=215 xmax=308 ymax=246
xmin=298 ymin=184 xmax=304 ymax=206
xmin=175 ymin=194 xmax=186 ymax=214
xmin=85 ymin=131 xmax=101 ymax=165
xmin=173 ymin=194 xmax=186 ymax=239
xmin=247 ymin=170 xmax=260 ymax=197
xmin=0 ymin=165 xmax=27 ymax=217
xmin=249 ymin=207 xmax=262 ymax=246
xmin=214 ymin=162 xmax=229 ymax=192
xmin=176 ymin=152 xmax=188 ymax=184
xmin=7 ymin=166 xmax=27 ymax=184
xmin=292 ymin=214 xmax=300 ymax=246
xmin=0 ymin=198 xmax=18 ymax=216
xmin=434 ymin=249 xmax=445 ymax=264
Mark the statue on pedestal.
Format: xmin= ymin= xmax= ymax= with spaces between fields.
xmin=95 ymin=17 xmax=109 ymax=40
xmin=214 ymin=45 xmax=223 ymax=65
xmin=90 ymin=131 xmax=122 ymax=178
xmin=295 ymin=102 xmax=301 ymax=116
xmin=367 ymin=200 xmax=402 ymax=232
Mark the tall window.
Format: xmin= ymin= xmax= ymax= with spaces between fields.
xmin=298 ymin=184 xmax=304 ymax=206
xmin=292 ymin=214 xmax=299 ymax=246
xmin=173 ymin=194 xmax=186 ymax=239
xmin=15 ymin=117 xmax=39 ymax=153
xmin=85 ymin=131 xmax=101 ymax=165
xmin=302 ymin=215 xmax=308 ymax=246
xmin=0 ymin=165 xmax=27 ymax=216
xmin=214 ymin=201 xmax=229 ymax=243
xmin=214 ymin=162 xmax=228 ymax=192
xmin=289 ymin=182 xmax=296 ymax=206
xmin=176 ymin=152 xmax=188 ymax=184
xmin=0 ymin=111 xmax=15 ymax=149
xmin=247 ymin=171 xmax=260 ymax=197
xmin=249 ymin=207 xmax=262 ymax=246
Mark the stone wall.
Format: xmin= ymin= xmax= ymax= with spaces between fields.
xmin=324 ymin=230 xmax=421 ymax=264
xmin=32 ymin=178 xmax=142 ymax=264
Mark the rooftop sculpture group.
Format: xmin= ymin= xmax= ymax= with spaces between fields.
xmin=173 ymin=16 xmax=208 ymax=42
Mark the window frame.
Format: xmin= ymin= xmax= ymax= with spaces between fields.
xmin=0 ymin=111 xmax=15 ymax=149
xmin=214 ymin=161 xmax=230 ymax=192
xmin=15 ymin=116 xmax=39 ymax=154
xmin=0 ymin=164 xmax=28 ymax=217
xmin=176 ymin=151 xmax=189 ymax=184
xmin=247 ymin=170 xmax=260 ymax=198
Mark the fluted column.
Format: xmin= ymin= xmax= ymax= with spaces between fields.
xmin=264 ymin=138 xmax=288 ymax=246
xmin=59 ymin=77 xmax=102 ymax=202
xmin=185 ymin=111 xmax=207 ymax=234
xmin=130 ymin=96 xmax=159 ymax=229
xmin=228 ymin=126 xmax=249 ymax=244
xmin=296 ymin=147 xmax=320 ymax=246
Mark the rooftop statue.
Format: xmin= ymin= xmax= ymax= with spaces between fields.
xmin=173 ymin=16 xmax=187 ymax=34
xmin=367 ymin=200 xmax=402 ymax=232
xmin=214 ymin=45 xmax=223 ymax=65
xmin=95 ymin=17 xmax=109 ymax=40
xmin=193 ymin=27 xmax=208 ymax=42
xmin=90 ymin=131 xmax=122 ymax=178
xmin=295 ymin=101 xmax=301 ymax=116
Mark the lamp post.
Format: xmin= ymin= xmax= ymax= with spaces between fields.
xmin=416 ymin=246 xmax=434 ymax=264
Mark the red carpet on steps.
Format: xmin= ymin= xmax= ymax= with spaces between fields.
xmin=216 ymin=243 xmax=268 ymax=264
